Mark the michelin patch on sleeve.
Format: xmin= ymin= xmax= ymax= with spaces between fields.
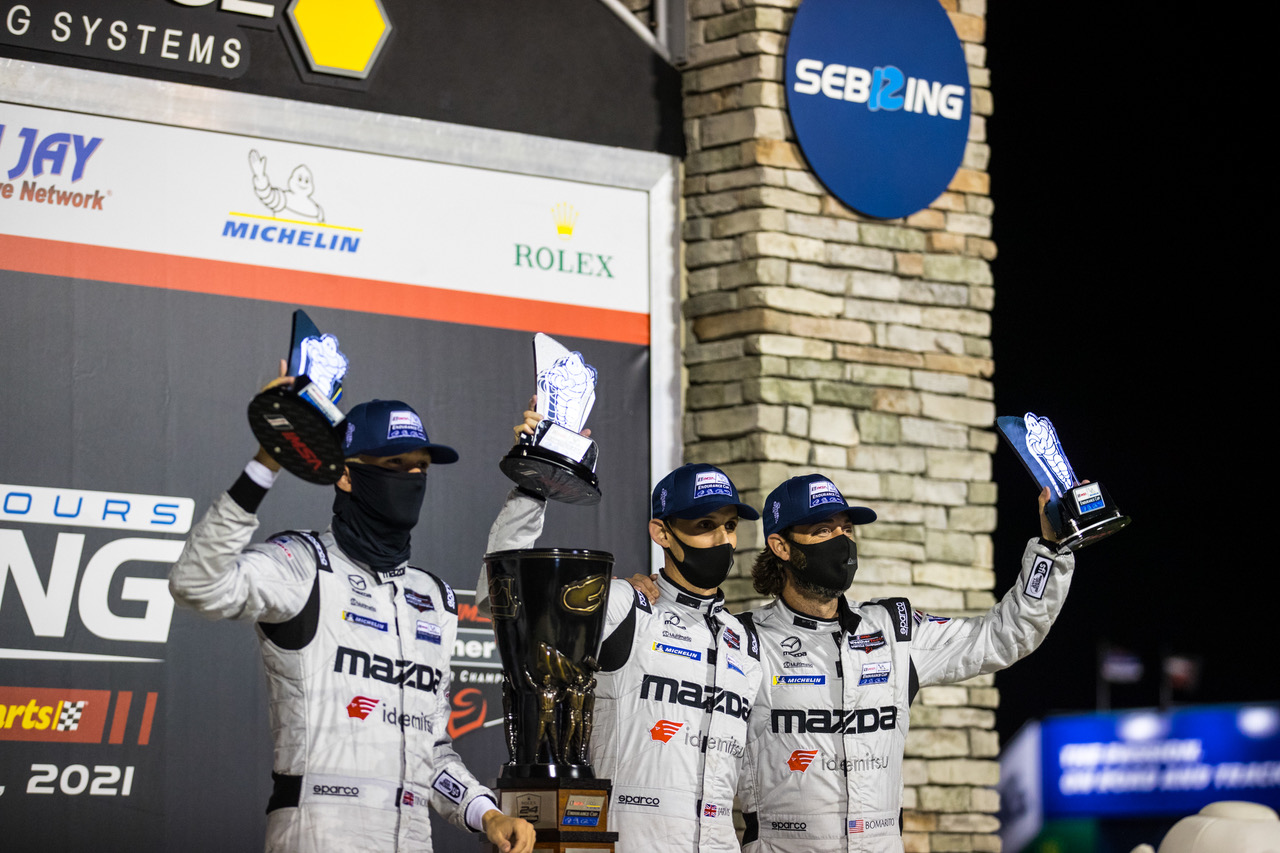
xmin=1024 ymin=554 xmax=1052 ymax=600
xmin=808 ymin=478 xmax=843 ymax=508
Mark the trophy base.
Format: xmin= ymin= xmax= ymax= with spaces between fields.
xmin=501 ymin=444 xmax=601 ymax=506
xmin=1059 ymin=513 xmax=1132 ymax=551
xmin=247 ymin=382 xmax=345 ymax=485
xmin=491 ymin=775 xmax=618 ymax=852
xmin=1057 ymin=481 xmax=1131 ymax=551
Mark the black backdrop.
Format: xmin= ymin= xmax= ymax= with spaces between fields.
xmin=0 ymin=273 xmax=651 ymax=850
xmin=987 ymin=4 xmax=1260 ymax=742
xmin=3 ymin=4 xmax=677 ymax=846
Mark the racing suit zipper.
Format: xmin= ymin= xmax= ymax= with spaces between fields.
xmin=834 ymin=630 xmax=850 ymax=853
xmin=694 ymin=609 xmax=725 ymax=846
xmin=392 ymin=580 xmax=406 ymax=852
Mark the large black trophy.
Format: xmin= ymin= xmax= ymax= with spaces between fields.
xmin=484 ymin=548 xmax=619 ymax=851
xmin=500 ymin=333 xmax=602 ymax=505
xmin=247 ymin=310 xmax=348 ymax=485
xmin=998 ymin=412 xmax=1131 ymax=550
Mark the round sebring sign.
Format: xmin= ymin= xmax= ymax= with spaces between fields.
xmin=785 ymin=0 xmax=971 ymax=220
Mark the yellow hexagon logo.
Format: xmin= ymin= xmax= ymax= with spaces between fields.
xmin=287 ymin=0 xmax=392 ymax=79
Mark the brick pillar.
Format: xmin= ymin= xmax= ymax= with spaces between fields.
xmin=679 ymin=1 xmax=1001 ymax=850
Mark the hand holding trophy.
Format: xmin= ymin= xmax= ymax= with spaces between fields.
xmin=246 ymin=310 xmax=349 ymax=484
xmin=998 ymin=412 xmax=1131 ymax=550
xmin=484 ymin=332 xmax=619 ymax=850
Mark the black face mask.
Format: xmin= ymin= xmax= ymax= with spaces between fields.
xmin=332 ymin=464 xmax=427 ymax=571
xmin=788 ymin=534 xmax=857 ymax=594
xmin=663 ymin=523 xmax=734 ymax=590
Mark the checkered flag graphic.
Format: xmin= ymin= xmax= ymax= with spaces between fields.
xmin=56 ymin=701 xmax=86 ymax=731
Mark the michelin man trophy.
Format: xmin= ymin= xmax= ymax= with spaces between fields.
xmin=998 ymin=412 xmax=1131 ymax=550
xmin=500 ymin=333 xmax=602 ymax=505
xmin=246 ymin=310 xmax=348 ymax=484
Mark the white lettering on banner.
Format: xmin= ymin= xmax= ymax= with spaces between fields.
xmin=6 ymin=4 xmax=31 ymax=36
xmin=0 ymin=484 xmax=193 ymax=532
xmin=39 ymin=11 xmax=243 ymax=67
xmin=79 ymin=538 xmax=183 ymax=642
xmin=0 ymin=531 xmax=183 ymax=644
xmin=793 ymin=58 xmax=966 ymax=121
xmin=1059 ymin=740 xmax=1203 ymax=767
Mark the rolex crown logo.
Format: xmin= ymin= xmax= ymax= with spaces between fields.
xmin=552 ymin=202 xmax=578 ymax=241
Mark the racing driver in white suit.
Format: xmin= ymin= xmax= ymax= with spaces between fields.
xmin=736 ymin=474 xmax=1075 ymax=853
xmin=477 ymin=404 xmax=764 ymax=853
xmin=169 ymin=376 xmax=534 ymax=853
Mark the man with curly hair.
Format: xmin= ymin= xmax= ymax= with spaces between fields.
xmin=735 ymin=473 xmax=1074 ymax=853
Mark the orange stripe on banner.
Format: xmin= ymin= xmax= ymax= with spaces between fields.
xmin=109 ymin=691 xmax=133 ymax=745
xmin=0 ymin=234 xmax=649 ymax=345
xmin=138 ymin=692 xmax=158 ymax=746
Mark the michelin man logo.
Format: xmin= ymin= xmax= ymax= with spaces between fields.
xmin=248 ymin=149 xmax=325 ymax=223
xmin=297 ymin=333 xmax=349 ymax=402
xmin=1023 ymin=412 xmax=1077 ymax=497
xmin=537 ymin=351 xmax=597 ymax=433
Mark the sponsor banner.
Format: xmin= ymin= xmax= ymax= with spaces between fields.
xmin=0 ymin=102 xmax=650 ymax=342
xmin=785 ymin=0 xmax=971 ymax=219
xmin=0 ymin=483 xmax=193 ymax=532
xmin=445 ymin=588 xmax=502 ymax=741
xmin=0 ymin=685 xmax=110 ymax=742
xmin=0 ymin=685 xmax=159 ymax=744
xmin=1038 ymin=704 xmax=1280 ymax=817
xmin=0 ymin=0 xmax=254 ymax=79
xmin=2 ymin=483 xmax=192 ymax=658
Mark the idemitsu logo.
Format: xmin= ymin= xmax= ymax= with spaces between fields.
xmin=787 ymin=749 xmax=818 ymax=772
xmin=346 ymin=696 xmax=378 ymax=720
xmin=649 ymin=719 xmax=683 ymax=743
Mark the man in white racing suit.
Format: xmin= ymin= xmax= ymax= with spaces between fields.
xmin=477 ymin=405 xmax=764 ymax=852
xmin=170 ymin=387 xmax=534 ymax=853
xmin=737 ymin=474 xmax=1074 ymax=853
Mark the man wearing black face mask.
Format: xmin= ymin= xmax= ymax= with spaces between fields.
xmin=477 ymin=404 xmax=764 ymax=853
xmin=736 ymin=474 xmax=1075 ymax=853
xmin=169 ymin=389 xmax=534 ymax=853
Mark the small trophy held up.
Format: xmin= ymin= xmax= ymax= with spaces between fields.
xmin=247 ymin=310 xmax=349 ymax=485
xmin=500 ymin=333 xmax=601 ymax=505
xmin=997 ymin=412 xmax=1131 ymax=551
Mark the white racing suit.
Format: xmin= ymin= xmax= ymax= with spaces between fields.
xmin=737 ymin=537 xmax=1074 ymax=853
xmin=480 ymin=489 xmax=764 ymax=853
xmin=169 ymin=491 xmax=497 ymax=853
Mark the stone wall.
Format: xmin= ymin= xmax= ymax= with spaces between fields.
xmin=673 ymin=0 xmax=1002 ymax=850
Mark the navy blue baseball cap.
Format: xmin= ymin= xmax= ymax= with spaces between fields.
xmin=651 ymin=463 xmax=760 ymax=521
xmin=761 ymin=474 xmax=876 ymax=538
xmin=342 ymin=400 xmax=459 ymax=463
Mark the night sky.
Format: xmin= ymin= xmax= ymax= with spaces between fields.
xmin=985 ymin=5 xmax=1257 ymax=741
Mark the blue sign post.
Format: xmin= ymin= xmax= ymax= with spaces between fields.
xmin=1042 ymin=705 xmax=1280 ymax=818
xmin=785 ymin=0 xmax=971 ymax=220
